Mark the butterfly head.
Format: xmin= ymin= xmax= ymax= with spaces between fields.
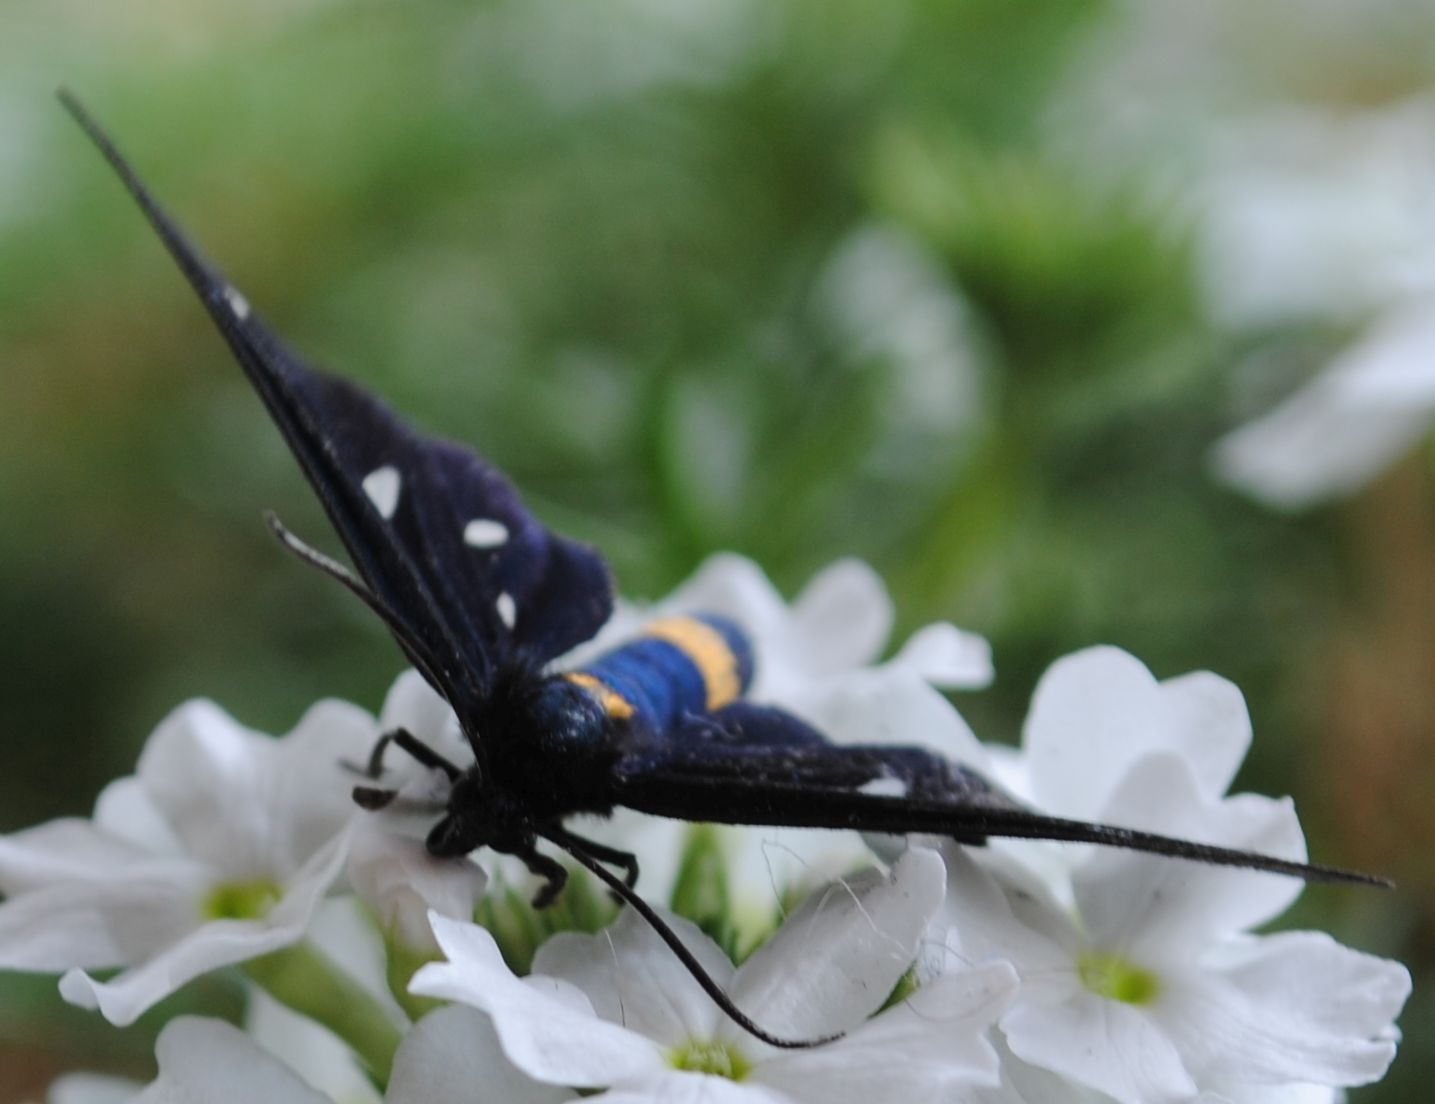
xmin=425 ymin=766 xmax=525 ymax=858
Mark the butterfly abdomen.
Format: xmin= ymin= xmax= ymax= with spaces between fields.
xmin=564 ymin=614 xmax=754 ymax=730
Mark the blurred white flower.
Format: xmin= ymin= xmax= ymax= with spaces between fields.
xmin=41 ymin=1074 xmax=141 ymax=1104
xmin=814 ymin=223 xmax=986 ymax=459
xmin=1197 ymin=95 xmax=1435 ymax=509
xmin=412 ymin=848 xmax=1018 ymax=1103
xmin=1198 ymin=97 xmax=1435 ymax=329
xmin=1212 ymin=301 xmax=1435 ymax=510
xmin=0 ymin=698 xmax=370 ymax=1025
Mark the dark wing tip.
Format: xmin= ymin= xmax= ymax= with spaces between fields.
xmin=58 ymin=88 xmax=239 ymax=321
xmin=1298 ymin=862 xmax=1395 ymax=890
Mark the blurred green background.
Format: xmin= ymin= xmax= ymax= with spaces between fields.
xmin=2 ymin=0 xmax=1433 ymax=1098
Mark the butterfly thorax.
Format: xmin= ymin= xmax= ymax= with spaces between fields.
xmin=427 ymin=672 xmax=620 ymax=858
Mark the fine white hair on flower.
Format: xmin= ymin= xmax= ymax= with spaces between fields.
xmin=411 ymin=847 xmax=1019 ymax=1103
xmin=0 ymin=698 xmax=373 ymax=1025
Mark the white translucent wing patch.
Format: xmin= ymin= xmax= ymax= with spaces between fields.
xmin=222 ymin=285 xmax=250 ymax=320
xmin=463 ymin=518 xmax=510 ymax=548
xmin=496 ymin=592 xmax=517 ymax=629
xmin=859 ymin=776 xmax=908 ymax=798
xmin=361 ymin=465 xmax=402 ymax=520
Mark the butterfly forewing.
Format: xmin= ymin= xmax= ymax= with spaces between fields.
xmin=61 ymin=93 xmax=614 ymax=716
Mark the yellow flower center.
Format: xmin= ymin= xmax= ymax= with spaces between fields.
xmin=1078 ymin=950 xmax=1160 ymax=1005
xmin=669 ymin=1039 xmax=752 ymax=1080
xmin=204 ymin=880 xmax=283 ymax=921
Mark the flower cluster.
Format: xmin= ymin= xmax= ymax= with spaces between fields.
xmin=0 ymin=557 xmax=1410 ymax=1103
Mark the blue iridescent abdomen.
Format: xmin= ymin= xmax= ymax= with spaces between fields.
xmin=563 ymin=614 xmax=754 ymax=732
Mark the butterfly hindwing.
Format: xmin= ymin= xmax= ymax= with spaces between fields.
xmin=614 ymin=705 xmax=1372 ymax=883
xmin=63 ymin=94 xmax=614 ymax=710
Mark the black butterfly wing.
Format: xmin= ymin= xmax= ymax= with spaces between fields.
xmin=612 ymin=705 xmax=1387 ymax=886
xmin=62 ymin=94 xmax=613 ymax=713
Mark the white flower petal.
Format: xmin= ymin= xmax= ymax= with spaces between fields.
xmin=660 ymin=554 xmax=791 ymax=645
xmin=138 ymin=700 xmax=366 ymax=881
xmin=131 ymin=1017 xmax=330 ymax=1104
xmin=788 ymin=558 xmax=893 ymax=675
xmin=721 ymin=824 xmax=875 ymax=936
xmin=888 ymin=621 xmax=994 ymax=689
xmin=348 ymin=820 xmax=487 ymax=951
xmin=93 ymin=778 xmax=184 ymax=854
xmin=1027 ymin=647 xmax=1198 ymax=819
xmin=1202 ymin=1081 xmax=1344 ymax=1104
xmin=387 ymin=1005 xmax=575 ymax=1104
xmin=46 ymin=1073 xmax=142 ymax=1104
xmin=782 ymin=668 xmax=988 ymax=767
xmin=1156 ymin=931 xmax=1409 ymax=1089
xmin=1212 ymin=300 xmax=1435 ymax=510
xmin=1075 ymin=757 xmax=1306 ymax=951
xmin=752 ymin=962 xmax=1018 ymax=1102
xmin=58 ymin=828 xmax=350 ymax=1026
xmin=534 ymin=906 xmax=734 ymax=1046
xmin=727 ymin=847 xmax=945 ymax=1042
xmin=0 ymin=818 xmax=171 ymax=893
xmin=1155 ymin=670 xmax=1252 ymax=800
xmin=926 ymin=844 xmax=1078 ymax=985
xmin=0 ymin=873 xmax=202 ymax=972
xmin=594 ymin=1074 xmax=789 ymax=1104
xmin=1003 ymin=993 xmax=1198 ymax=1104
xmin=245 ymin=990 xmax=380 ymax=1104
xmin=412 ymin=913 xmax=666 ymax=1087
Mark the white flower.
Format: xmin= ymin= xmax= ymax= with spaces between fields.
xmin=1197 ymin=96 xmax=1435 ymax=329
xmin=124 ymin=1010 xmax=570 ymax=1104
xmin=412 ymin=847 xmax=1018 ymax=1103
xmin=0 ymin=698 xmax=371 ymax=1025
xmin=927 ymin=769 xmax=1408 ymax=1104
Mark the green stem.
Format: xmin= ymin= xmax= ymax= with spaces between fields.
xmin=244 ymin=941 xmax=403 ymax=1087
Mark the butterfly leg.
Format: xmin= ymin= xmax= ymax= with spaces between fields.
xmin=545 ymin=824 xmax=640 ymax=888
xmin=347 ymin=727 xmax=463 ymax=811
xmin=357 ymin=726 xmax=462 ymax=781
xmin=518 ymin=846 xmax=569 ymax=909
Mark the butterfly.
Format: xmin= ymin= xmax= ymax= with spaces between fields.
xmin=59 ymin=91 xmax=1388 ymax=1049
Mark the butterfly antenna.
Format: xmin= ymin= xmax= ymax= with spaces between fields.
xmin=548 ymin=831 xmax=843 ymax=1051
xmin=263 ymin=511 xmax=451 ymax=697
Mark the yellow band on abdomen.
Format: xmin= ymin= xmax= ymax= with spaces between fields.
xmin=564 ymin=671 xmax=635 ymax=720
xmin=643 ymin=615 xmax=743 ymax=711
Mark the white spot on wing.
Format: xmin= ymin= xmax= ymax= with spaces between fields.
xmin=362 ymin=466 xmax=402 ymax=519
xmin=496 ymin=592 xmax=517 ymax=629
xmin=463 ymin=518 xmax=510 ymax=549
xmin=223 ymin=285 xmax=250 ymax=321
xmin=859 ymin=776 xmax=907 ymax=799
